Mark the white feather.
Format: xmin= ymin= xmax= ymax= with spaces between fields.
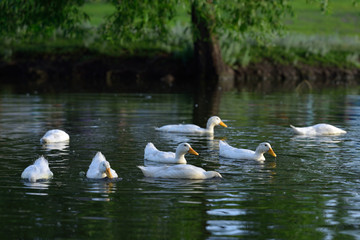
xmin=138 ymin=164 xmax=222 ymax=179
xmin=40 ymin=129 xmax=69 ymax=143
xmin=290 ymin=124 xmax=346 ymax=136
xmin=21 ymin=156 xmax=53 ymax=182
xmin=219 ymin=141 xmax=276 ymax=161
xmin=144 ymin=142 xmax=198 ymax=164
xmin=86 ymin=152 xmax=118 ymax=179
xmin=156 ymin=116 xmax=227 ymax=134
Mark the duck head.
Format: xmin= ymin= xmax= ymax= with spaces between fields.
xmin=206 ymin=116 xmax=228 ymax=131
xmin=100 ymin=161 xmax=114 ymax=179
xmin=176 ymin=143 xmax=199 ymax=156
xmin=256 ymin=142 xmax=277 ymax=157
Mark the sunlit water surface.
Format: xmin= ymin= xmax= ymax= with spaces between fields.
xmin=0 ymin=90 xmax=360 ymax=239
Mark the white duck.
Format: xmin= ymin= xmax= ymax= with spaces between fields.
xmin=144 ymin=142 xmax=199 ymax=164
xmin=86 ymin=152 xmax=118 ymax=179
xmin=138 ymin=164 xmax=222 ymax=179
xmin=40 ymin=129 xmax=70 ymax=143
xmin=290 ymin=123 xmax=346 ymax=136
xmin=219 ymin=140 xmax=277 ymax=161
xmin=21 ymin=156 xmax=53 ymax=182
xmin=156 ymin=116 xmax=227 ymax=134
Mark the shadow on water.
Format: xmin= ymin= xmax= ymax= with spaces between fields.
xmin=192 ymin=82 xmax=222 ymax=126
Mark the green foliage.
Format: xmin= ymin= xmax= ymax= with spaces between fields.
xmin=0 ymin=0 xmax=358 ymax=69
xmin=0 ymin=0 xmax=89 ymax=38
xmin=212 ymin=0 xmax=294 ymax=41
xmin=102 ymin=0 xmax=293 ymax=45
xmin=102 ymin=0 xmax=179 ymax=43
xmin=80 ymin=2 xmax=115 ymax=26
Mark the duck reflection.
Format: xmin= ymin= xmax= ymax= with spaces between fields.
xmin=85 ymin=178 xmax=120 ymax=195
xmin=157 ymin=132 xmax=192 ymax=144
xmin=219 ymin=156 xmax=277 ymax=183
xmin=290 ymin=135 xmax=344 ymax=151
xmin=144 ymin=159 xmax=172 ymax=167
xmin=139 ymin=173 xmax=222 ymax=191
xmin=22 ymin=180 xmax=51 ymax=195
xmin=42 ymin=142 xmax=69 ymax=152
xmin=157 ymin=131 xmax=216 ymax=146
xmin=204 ymin=136 xmax=226 ymax=152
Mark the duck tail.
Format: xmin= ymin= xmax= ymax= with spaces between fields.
xmin=219 ymin=140 xmax=227 ymax=146
xmin=138 ymin=166 xmax=151 ymax=177
xmin=137 ymin=166 xmax=145 ymax=173
xmin=144 ymin=142 xmax=157 ymax=158
xmin=290 ymin=125 xmax=303 ymax=134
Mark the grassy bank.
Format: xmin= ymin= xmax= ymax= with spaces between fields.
xmin=0 ymin=0 xmax=359 ymax=68
xmin=286 ymin=0 xmax=359 ymax=36
xmin=222 ymin=0 xmax=360 ymax=67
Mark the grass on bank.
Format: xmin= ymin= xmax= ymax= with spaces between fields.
xmin=0 ymin=0 xmax=359 ymax=68
xmin=286 ymin=0 xmax=360 ymax=36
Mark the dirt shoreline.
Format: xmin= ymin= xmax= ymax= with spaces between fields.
xmin=1 ymin=51 xmax=359 ymax=93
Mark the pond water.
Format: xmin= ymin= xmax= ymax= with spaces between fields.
xmin=0 ymin=89 xmax=360 ymax=239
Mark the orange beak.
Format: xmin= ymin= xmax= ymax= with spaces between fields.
xmin=105 ymin=168 xmax=113 ymax=179
xmin=219 ymin=121 xmax=228 ymax=128
xmin=268 ymin=148 xmax=277 ymax=157
xmin=188 ymin=147 xmax=199 ymax=156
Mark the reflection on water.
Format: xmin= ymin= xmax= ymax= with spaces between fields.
xmin=290 ymin=135 xmax=345 ymax=151
xmin=42 ymin=142 xmax=69 ymax=152
xmin=157 ymin=131 xmax=192 ymax=144
xmin=85 ymin=180 xmax=119 ymax=194
xmin=156 ymin=131 xmax=216 ymax=150
xmin=23 ymin=180 xmax=51 ymax=194
xmin=138 ymin=177 xmax=221 ymax=191
xmin=1 ymin=90 xmax=360 ymax=239
xmin=207 ymin=220 xmax=254 ymax=237
xmin=78 ymin=180 xmax=120 ymax=202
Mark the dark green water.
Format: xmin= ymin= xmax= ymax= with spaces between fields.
xmin=0 ymin=90 xmax=359 ymax=239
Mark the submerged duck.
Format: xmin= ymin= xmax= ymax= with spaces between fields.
xmin=290 ymin=124 xmax=346 ymax=136
xmin=219 ymin=140 xmax=277 ymax=161
xmin=86 ymin=152 xmax=118 ymax=179
xmin=144 ymin=142 xmax=199 ymax=164
xmin=21 ymin=156 xmax=53 ymax=182
xmin=40 ymin=129 xmax=70 ymax=143
xmin=138 ymin=164 xmax=222 ymax=179
xmin=156 ymin=116 xmax=227 ymax=134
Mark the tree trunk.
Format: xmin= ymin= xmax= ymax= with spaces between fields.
xmin=191 ymin=1 xmax=234 ymax=125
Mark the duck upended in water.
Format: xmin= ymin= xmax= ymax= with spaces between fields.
xmin=21 ymin=156 xmax=53 ymax=182
xmin=40 ymin=129 xmax=70 ymax=143
xmin=155 ymin=116 xmax=227 ymax=134
xmin=290 ymin=123 xmax=346 ymax=136
xmin=86 ymin=152 xmax=118 ymax=179
xmin=144 ymin=142 xmax=199 ymax=164
xmin=219 ymin=140 xmax=277 ymax=161
xmin=138 ymin=164 xmax=222 ymax=179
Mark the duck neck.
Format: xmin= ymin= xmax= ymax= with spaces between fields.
xmin=254 ymin=148 xmax=265 ymax=160
xmin=175 ymin=152 xmax=187 ymax=164
xmin=206 ymin=121 xmax=215 ymax=133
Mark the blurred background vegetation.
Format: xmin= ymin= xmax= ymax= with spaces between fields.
xmin=0 ymin=0 xmax=359 ymax=68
